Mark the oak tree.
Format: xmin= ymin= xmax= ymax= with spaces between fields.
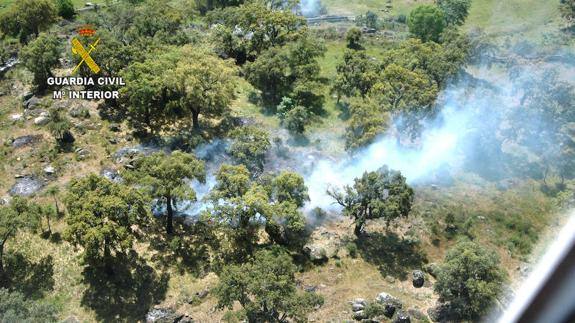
xmin=64 ymin=175 xmax=149 ymax=272
xmin=328 ymin=166 xmax=414 ymax=236
xmin=126 ymin=151 xmax=206 ymax=235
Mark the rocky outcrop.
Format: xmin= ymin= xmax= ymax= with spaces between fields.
xmin=11 ymin=135 xmax=42 ymax=148
xmin=303 ymin=227 xmax=344 ymax=261
xmin=350 ymin=298 xmax=367 ymax=320
xmin=375 ymin=292 xmax=403 ymax=318
xmin=9 ymin=176 xmax=44 ymax=196
xmin=145 ymin=307 xmax=194 ymax=323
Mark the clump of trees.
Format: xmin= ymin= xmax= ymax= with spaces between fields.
xmin=208 ymin=1 xmax=304 ymax=64
xmin=214 ymin=246 xmax=323 ymax=322
xmin=434 ymin=241 xmax=507 ymax=320
xmin=334 ymin=26 xmax=471 ymax=148
xmin=244 ymin=35 xmax=326 ymax=113
xmin=0 ymin=0 xmax=57 ymax=43
xmin=206 ymin=165 xmax=310 ymax=257
xmin=328 ymin=166 xmax=414 ymax=236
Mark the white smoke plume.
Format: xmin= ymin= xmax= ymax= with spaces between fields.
xmin=301 ymin=60 xmax=574 ymax=212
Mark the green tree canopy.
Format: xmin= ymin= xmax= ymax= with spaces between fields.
xmin=345 ymin=98 xmax=390 ymax=150
xmin=126 ymin=151 xmax=206 ymax=234
xmin=328 ymin=166 xmax=414 ymax=236
xmin=20 ymin=33 xmax=61 ymax=91
xmin=229 ymin=126 xmax=271 ymax=174
xmin=207 ymin=166 xmax=309 ymax=251
xmin=213 ymin=247 xmax=323 ymax=322
xmin=434 ymin=241 xmax=507 ymax=320
xmin=125 ymin=151 xmax=206 ymax=235
xmin=64 ymin=175 xmax=149 ymax=271
xmin=0 ymin=288 xmax=58 ymax=322
xmin=47 ymin=107 xmax=74 ymax=147
xmin=208 ymin=1 xmax=304 ymax=63
xmin=122 ymin=46 xmax=237 ymax=134
xmin=55 ymin=0 xmax=75 ymax=20
xmin=0 ymin=198 xmax=40 ymax=282
xmin=244 ymin=35 xmax=325 ymax=109
xmin=437 ymin=0 xmax=472 ymax=26
xmin=346 ymin=27 xmax=363 ymax=50
xmin=0 ymin=0 xmax=57 ymax=43
xmin=408 ymin=5 xmax=445 ymax=42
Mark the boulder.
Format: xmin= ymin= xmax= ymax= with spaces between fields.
xmin=303 ymin=227 xmax=343 ymax=261
xmin=12 ymin=135 xmax=42 ymax=148
xmin=9 ymin=176 xmax=44 ymax=196
xmin=34 ymin=113 xmax=50 ymax=126
xmin=75 ymin=147 xmax=90 ymax=160
xmin=394 ymin=311 xmax=410 ymax=323
xmin=10 ymin=114 xmax=23 ymax=122
xmin=24 ymin=96 xmax=41 ymax=110
xmin=145 ymin=307 xmax=186 ymax=323
xmin=352 ymin=302 xmax=365 ymax=312
xmin=375 ymin=292 xmax=402 ymax=318
xmin=412 ymin=270 xmax=425 ymax=288
xmin=44 ymin=165 xmax=56 ymax=175
xmin=352 ymin=310 xmax=367 ymax=320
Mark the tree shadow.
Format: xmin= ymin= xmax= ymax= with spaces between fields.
xmin=336 ymin=101 xmax=351 ymax=121
xmin=146 ymin=221 xmax=218 ymax=277
xmin=4 ymin=253 xmax=55 ymax=299
xmin=356 ymin=231 xmax=427 ymax=280
xmin=81 ymin=252 xmax=169 ymax=322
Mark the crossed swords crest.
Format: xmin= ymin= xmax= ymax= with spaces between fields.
xmin=71 ymin=37 xmax=101 ymax=74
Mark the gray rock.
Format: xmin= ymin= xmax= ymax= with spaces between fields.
xmin=75 ymin=148 xmax=90 ymax=160
xmin=393 ymin=311 xmax=410 ymax=323
xmin=24 ymin=96 xmax=41 ymax=110
xmin=44 ymin=165 xmax=56 ymax=175
xmin=145 ymin=307 xmax=184 ymax=323
xmin=12 ymin=135 xmax=42 ymax=148
xmin=22 ymin=92 xmax=34 ymax=101
xmin=9 ymin=176 xmax=44 ymax=196
xmin=375 ymin=292 xmax=402 ymax=318
xmin=304 ymin=285 xmax=317 ymax=292
xmin=101 ymin=168 xmax=120 ymax=182
xmin=352 ymin=302 xmax=365 ymax=312
xmin=352 ymin=310 xmax=367 ymax=320
xmin=10 ymin=113 xmax=23 ymax=122
xmin=34 ymin=115 xmax=50 ymax=126
xmin=412 ymin=270 xmax=425 ymax=288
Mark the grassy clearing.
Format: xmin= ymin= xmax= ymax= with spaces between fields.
xmin=0 ymin=0 xmax=105 ymax=13
xmin=321 ymin=0 xmax=433 ymax=16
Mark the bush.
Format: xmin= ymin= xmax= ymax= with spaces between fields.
xmin=55 ymin=0 xmax=75 ymax=19
xmin=346 ymin=242 xmax=358 ymax=258
xmin=408 ymin=5 xmax=445 ymax=42
xmin=434 ymin=241 xmax=506 ymax=320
